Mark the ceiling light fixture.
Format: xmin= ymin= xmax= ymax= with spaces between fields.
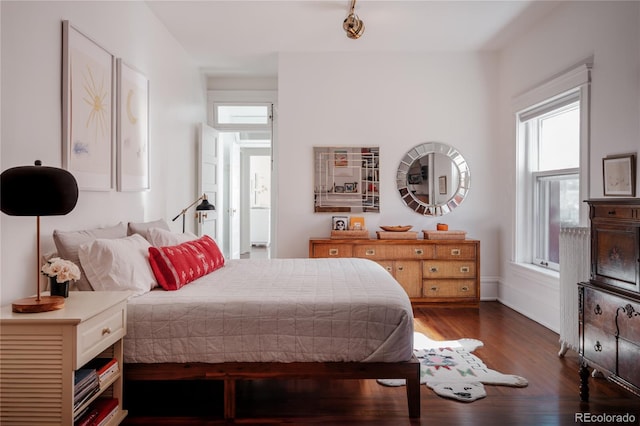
xmin=343 ymin=0 xmax=365 ymax=39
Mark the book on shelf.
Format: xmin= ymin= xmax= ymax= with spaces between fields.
xmin=83 ymin=357 xmax=119 ymax=386
xmin=74 ymin=369 xmax=99 ymax=408
xmin=75 ymin=398 xmax=119 ymax=426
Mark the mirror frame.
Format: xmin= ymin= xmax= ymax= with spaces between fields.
xmin=396 ymin=142 xmax=470 ymax=216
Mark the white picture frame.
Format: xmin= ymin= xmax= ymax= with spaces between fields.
xmin=62 ymin=20 xmax=115 ymax=191
xmin=116 ymin=59 xmax=149 ymax=191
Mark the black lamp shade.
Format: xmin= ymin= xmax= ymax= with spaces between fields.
xmin=1 ymin=161 xmax=79 ymax=216
xmin=196 ymin=198 xmax=215 ymax=211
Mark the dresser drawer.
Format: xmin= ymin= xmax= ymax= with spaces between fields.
xmin=434 ymin=244 xmax=476 ymax=259
xmin=592 ymin=205 xmax=640 ymax=220
xmin=583 ymin=287 xmax=620 ymax=335
xmin=76 ymin=303 xmax=126 ymax=367
xmin=618 ymin=339 xmax=640 ymax=388
xmin=423 ymin=280 xmax=476 ymax=298
xmin=583 ymin=323 xmax=616 ymax=373
xmin=312 ymin=244 xmax=353 ymax=258
xmin=353 ymin=245 xmax=394 ymax=260
xmin=423 ymin=261 xmax=476 ymax=278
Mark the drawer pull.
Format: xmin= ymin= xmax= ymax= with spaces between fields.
xmin=414 ymin=248 xmax=424 ymax=255
xmin=397 ymin=266 xmax=404 ymax=272
xmin=102 ymin=327 xmax=112 ymax=336
xmin=430 ymin=267 xmax=439 ymax=273
xmin=461 ymin=286 xmax=469 ymax=292
xmin=430 ymin=286 xmax=438 ymax=291
xmin=594 ymin=304 xmax=602 ymax=315
xmin=365 ymin=249 xmax=376 ymax=256
xmin=329 ymin=249 xmax=339 ymax=256
xmin=607 ymin=210 xmax=616 ymax=216
xmin=460 ymin=266 xmax=470 ymax=273
xmin=451 ymin=249 xmax=461 ymax=256
xmin=385 ymin=266 xmax=392 ymax=272
xmin=594 ymin=341 xmax=602 ymax=352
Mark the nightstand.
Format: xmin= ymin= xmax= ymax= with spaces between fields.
xmin=0 ymin=291 xmax=131 ymax=425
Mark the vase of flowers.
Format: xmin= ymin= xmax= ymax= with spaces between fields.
xmin=41 ymin=257 xmax=81 ymax=298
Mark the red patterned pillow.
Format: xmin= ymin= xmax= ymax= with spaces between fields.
xmin=148 ymin=235 xmax=225 ymax=291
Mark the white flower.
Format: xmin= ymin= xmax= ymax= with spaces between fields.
xmin=41 ymin=258 xmax=81 ymax=283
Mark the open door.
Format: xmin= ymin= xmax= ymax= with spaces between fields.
xmin=197 ymin=123 xmax=221 ymax=247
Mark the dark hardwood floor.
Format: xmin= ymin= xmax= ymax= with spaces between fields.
xmin=122 ymin=302 xmax=640 ymax=425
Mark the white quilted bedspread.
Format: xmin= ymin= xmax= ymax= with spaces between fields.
xmin=124 ymin=257 xmax=414 ymax=364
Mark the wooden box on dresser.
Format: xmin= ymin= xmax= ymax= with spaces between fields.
xmin=579 ymin=198 xmax=640 ymax=401
xmin=0 ymin=291 xmax=131 ymax=425
xmin=309 ymin=238 xmax=480 ymax=306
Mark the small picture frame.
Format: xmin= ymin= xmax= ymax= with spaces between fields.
xmin=334 ymin=185 xmax=345 ymax=193
xmin=439 ymin=175 xmax=447 ymax=194
xmin=603 ymin=154 xmax=636 ymax=196
xmin=344 ymin=182 xmax=356 ymax=193
xmin=350 ymin=216 xmax=365 ymax=230
xmin=332 ymin=216 xmax=348 ymax=231
xmin=408 ymin=174 xmax=422 ymax=185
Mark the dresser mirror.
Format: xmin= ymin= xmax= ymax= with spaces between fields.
xmin=396 ymin=142 xmax=470 ymax=216
xmin=314 ymin=146 xmax=379 ymax=213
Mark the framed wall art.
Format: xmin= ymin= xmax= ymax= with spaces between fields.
xmin=117 ymin=59 xmax=149 ymax=191
xmin=603 ymin=153 xmax=636 ymax=196
xmin=62 ymin=20 xmax=115 ymax=191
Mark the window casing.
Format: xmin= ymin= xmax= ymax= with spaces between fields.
xmin=514 ymin=63 xmax=591 ymax=273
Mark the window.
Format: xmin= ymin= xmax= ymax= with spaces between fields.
xmin=514 ymin=63 xmax=591 ymax=273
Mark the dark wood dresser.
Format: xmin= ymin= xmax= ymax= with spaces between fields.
xmin=579 ymin=198 xmax=640 ymax=401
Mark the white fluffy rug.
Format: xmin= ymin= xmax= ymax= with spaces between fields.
xmin=378 ymin=332 xmax=528 ymax=402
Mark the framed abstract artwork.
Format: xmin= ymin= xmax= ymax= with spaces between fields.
xmin=116 ymin=59 xmax=149 ymax=191
xmin=62 ymin=20 xmax=115 ymax=191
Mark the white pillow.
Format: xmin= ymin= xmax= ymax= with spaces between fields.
xmin=147 ymin=227 xmax=198 ymax=247
xmin=78 ymin=234 xmax=157 ymax=296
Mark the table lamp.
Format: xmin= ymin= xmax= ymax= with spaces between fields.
xmin=1 ymin=161 xmax=79 ymax=313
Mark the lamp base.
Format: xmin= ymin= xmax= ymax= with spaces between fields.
xmin=12 ymin=295 xmax=65 ymax=313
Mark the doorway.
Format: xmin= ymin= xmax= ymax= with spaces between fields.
xmin=219 ymin=131 xmax=272 ymax=259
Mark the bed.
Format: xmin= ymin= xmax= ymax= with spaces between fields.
xmin=52 ymin=222 xmax=420 ymax=420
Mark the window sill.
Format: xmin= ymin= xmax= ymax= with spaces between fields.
xmin=509 ymin=261 xmax=560 ymax=288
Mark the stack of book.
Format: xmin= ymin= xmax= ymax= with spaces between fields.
xmin=83 ymin=358 xmax=119 ymax=387
xmin=73 ymin=369 xmax=99 ymax=411
xmin=74 ymin=398 xmax=119 ymax=426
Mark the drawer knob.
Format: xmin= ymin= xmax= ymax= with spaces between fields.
xmin=385 ymin=266 xmax=392 ymax=272
xmin=329 ymin=249 xmax=339 ymax=256
xmin=430 ymin=267 xmax=438 ymax=273
xmin=365 ymin=249 xmax=375 ymax=256
xmin=594 ymin=341 xmax=602 ymax=352
xmin=414 ymin=249 xmax=424 ymax=255
xmin=451 ymin=249 xmax=461 ymax=256
xmin=460 ymin=266 xmax=470 ymax=273
xmin=607 ymin=210 xmax=616 ymax=215
xmin=397 ymin=265 xmax=404 ymax=272
xmin=430 ymin=286 xmax=438 ymax=291
xmin=461 ymin=286 xmax=469 ymax=292
xmin=594 ymin=304 xmax=602 ymax=315
xmin=102 ymin=327 xmax=112 ymax=336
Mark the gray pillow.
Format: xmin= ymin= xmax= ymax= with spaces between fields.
xmin=53 ymin=222 xmax=127 ymax=291
xmin=127 ymin=219 xmax=170 ymax=240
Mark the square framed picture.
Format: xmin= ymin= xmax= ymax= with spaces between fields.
xmin=603 ymin=154 xmax=636 ymax=196
xmin=332 ymin=216 xmax=348 ymax=231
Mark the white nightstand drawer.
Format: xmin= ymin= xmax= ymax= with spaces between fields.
xmin=76 ymin=303 xmax=125 ymax=367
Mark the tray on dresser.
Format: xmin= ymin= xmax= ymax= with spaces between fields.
xmin=376 ymin=231 xmax=418 ymax=240
xmin=423 ymin=230 xmax=467 ymax=240
xmin=331 ymin=230 xmax=369 ymax=239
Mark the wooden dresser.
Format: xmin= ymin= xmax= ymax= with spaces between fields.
xmin=579 ymin=198 xmax=640 ymax=401
xmin=309 ymin=238 xmax=480 ymax=306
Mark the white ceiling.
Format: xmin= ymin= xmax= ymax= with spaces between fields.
xmin=146 ymin=0 xmax=562 ymax=77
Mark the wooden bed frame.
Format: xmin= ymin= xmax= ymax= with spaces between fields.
xmin=124 ymin=357 xmax=421 ymax=419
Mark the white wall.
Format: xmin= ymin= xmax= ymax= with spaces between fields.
xmin=276 ymin=52 xmax=503 ymax=298
xmin=496 ymin=1 xmax=640 ymax=331
xmin=0 ymin=1 xmax=206 ymax=304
